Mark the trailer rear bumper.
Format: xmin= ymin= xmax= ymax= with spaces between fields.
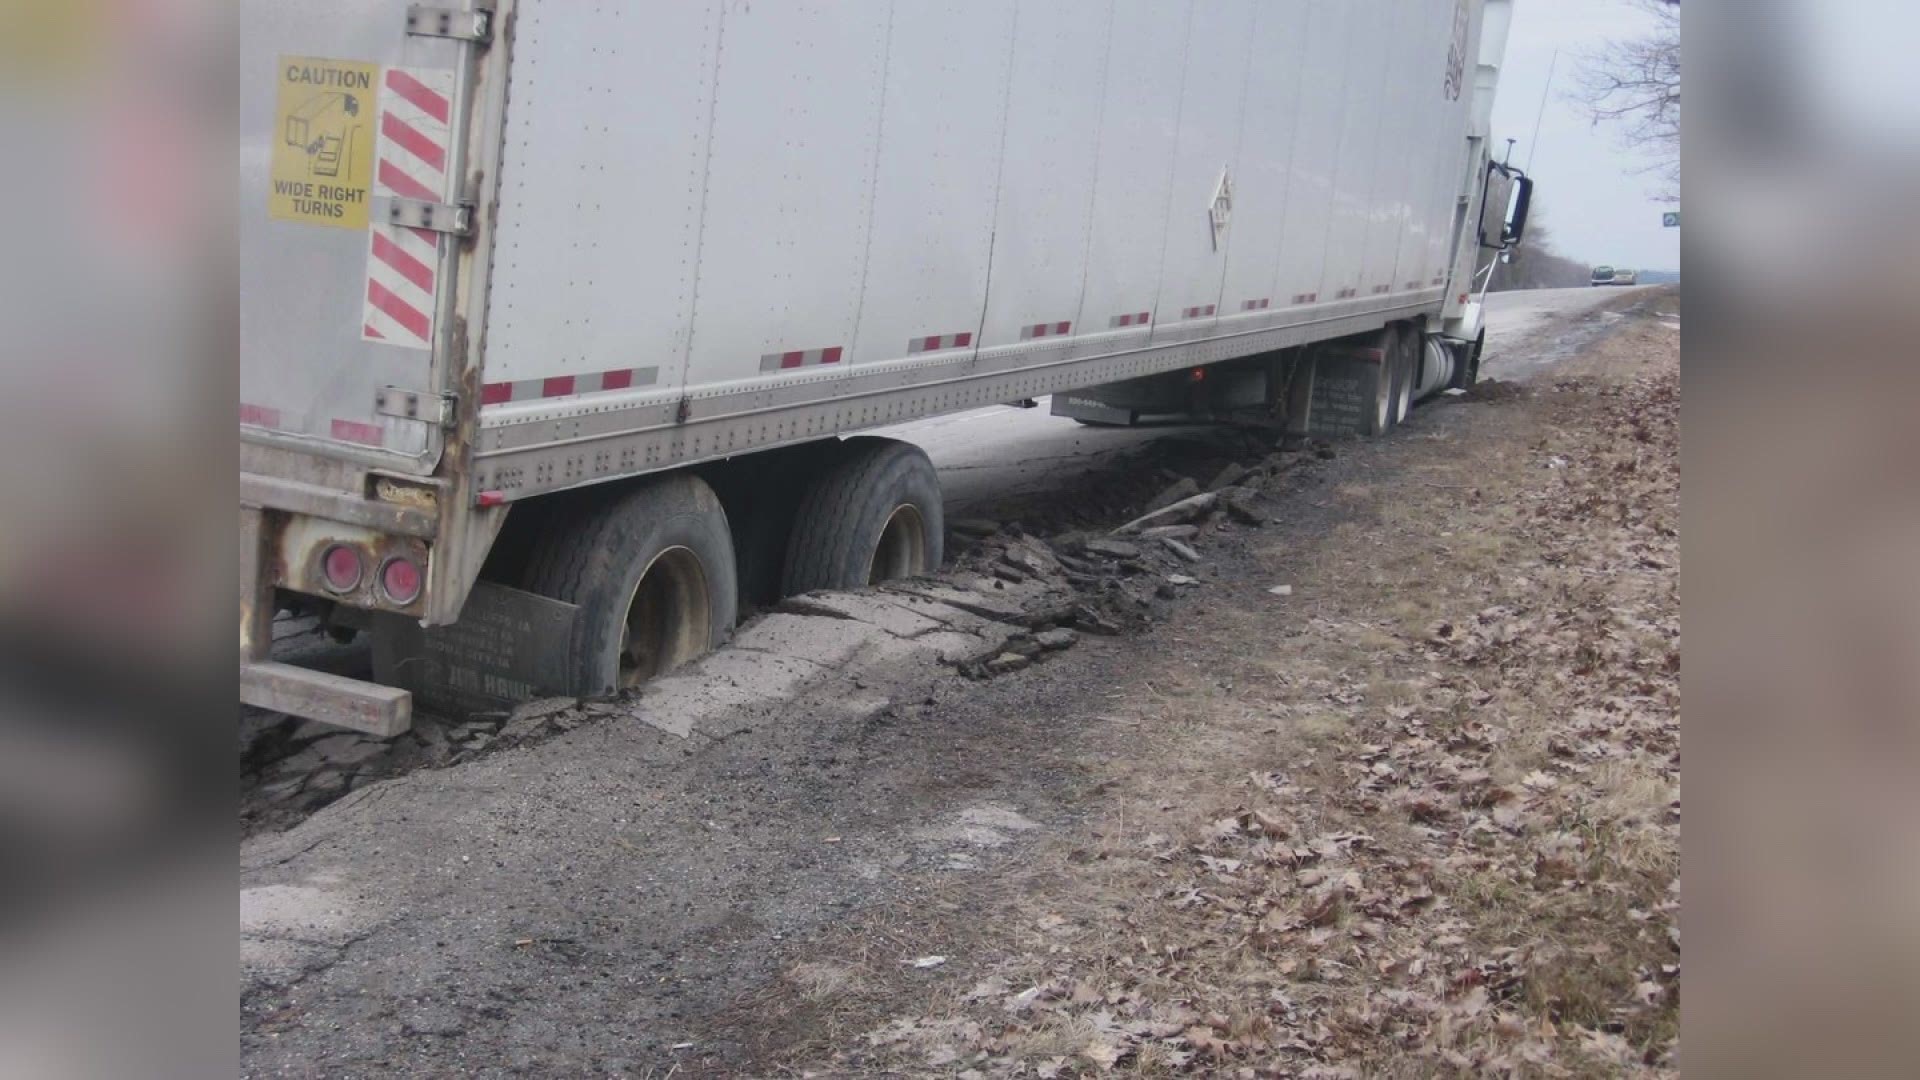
xmin=240 ymin=501 xmax=416 ymax=737
xmin=240 ymin=660 xmax=412 ymax=739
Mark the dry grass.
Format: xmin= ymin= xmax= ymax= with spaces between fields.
xmin=787 ymin=961 xmax=862 ymax=1002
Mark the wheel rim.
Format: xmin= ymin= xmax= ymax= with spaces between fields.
xmin=618 ymin=546 xmax=711 ymax=688
xmin=1374 ymin=355 xmax=1394 ymax=431
xmin=1395 ymin=345 xmax=1414 ymax=421
xmin=867 ymin=504 xmax=928 ymax=584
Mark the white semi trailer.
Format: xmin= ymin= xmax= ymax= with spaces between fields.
xmin=241 ymin=0 xmax=1531 ymax=734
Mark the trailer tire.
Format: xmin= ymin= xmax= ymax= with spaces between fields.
xmin=783 ymin=438 xmax=945 ymax=594
xmin=523 ymin=474 xmax=738 ymax=696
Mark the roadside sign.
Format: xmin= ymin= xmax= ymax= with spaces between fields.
xmin=1662 ymin=211 xmax=1680 ymax=227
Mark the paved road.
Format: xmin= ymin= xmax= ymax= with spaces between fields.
xmin=880 ymin=285 xmax=1645 ymax=517
xmin=1479 ymin=284 xmax=1658 ymax=379
xmin=1480 ymin=285 xmax=1616 ymax=360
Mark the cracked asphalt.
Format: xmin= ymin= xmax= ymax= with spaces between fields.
xmin=241 ymin=582 xmax=1084 ymax=1074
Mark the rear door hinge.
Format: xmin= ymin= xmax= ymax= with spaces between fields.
xmin=386 ymin=197 xmax=473 ymax=237
xmin=405 ymin=4 xmax=493 ymax=45
xmin=376 ymin=387 xmax=458 ymax=428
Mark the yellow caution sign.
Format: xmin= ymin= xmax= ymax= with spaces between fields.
xmin=269 ymin=55 xmax=378 ymax=229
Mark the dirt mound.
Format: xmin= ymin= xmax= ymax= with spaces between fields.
xmin=1459 ymin=377 xmax=1530 ymax=402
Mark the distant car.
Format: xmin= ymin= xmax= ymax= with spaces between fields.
xmin=1612 ymin=268 xmax=1638 ymax=286
xmin=1591 ymin=265 xmax=1616 ymax=286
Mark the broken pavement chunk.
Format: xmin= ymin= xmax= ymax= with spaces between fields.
xmin=1207 ymin=462 xmax=1249 ymax=491
xmin=1160 ymin=538 xmax=1202 ymax=563
xmin=1083 ymin=538 xmax=1143 ymax=560
xmin=1222 ymin=494 xmax=1267 ymax=526
xmin=1111 ymin=492 xmax=1221 ymax=535
xmin=1034 ymin=628 xmax=1079 ymax=651
xmin=1068 ymin=606 xmax=1121 ymax=635
xmin=1145 ymin=476 xmax=1201 ymax=513
xmin=308 ymin=734 xmax=387 ymax=768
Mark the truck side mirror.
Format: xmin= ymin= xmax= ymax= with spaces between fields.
xmin=1504 ymin=174 xmax=1533 ymax=247
xmin=1478 ymin=160 xmax=1532 ymax=252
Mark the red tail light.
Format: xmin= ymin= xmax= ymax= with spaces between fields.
xmin=380 ymin=556 xmax=423 ymax=605
xmin=320 ymin=545 xmax=363 ymax=593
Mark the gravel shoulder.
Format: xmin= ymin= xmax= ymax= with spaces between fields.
xmin=241 ymin=290 xmax=1680 ymax=1077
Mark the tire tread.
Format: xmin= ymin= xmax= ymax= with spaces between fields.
xmin=517 ymin=476 xmax=737 ymax=695
xmin=783 ymin=440 xmax=943 ymax=594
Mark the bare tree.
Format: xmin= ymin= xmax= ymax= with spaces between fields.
xmin=1572 ymin=0 xmax=1680 ymax=201
xmin=1487 ymin=203 xmax=1593 ymax=292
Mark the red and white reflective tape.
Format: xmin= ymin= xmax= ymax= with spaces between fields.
xmin=760 ymin=346 xmax=844 ymax=372
xmin=363 ymin=225 xmax=439 ymax=347
xmin=1404 ymin=280 xmax=1423 ymax=291
xmin=907 ymin=331 xmax=973 ymax=355
xmin=481 ymin=366 xmax=660 ymax=405
xmin=1019 ymin=321 xmax=1073 ymax=341
xmin=242 ymin=403 xmax=386 ymax=448
xmin=1107 ymin=311 xmax=1151 ymax=329
xmin=362 ymin=67 xmax=453 ymax=350
xmin=1334 ymin=287 xmax=1359 ymax=300
xmin=1370 ymin=284 xmax=1392 ymax=296
xmin=1180 ymin=304 xmax=1217 ymax=320
xmin=239 ymin=403 xmax=281 ymax=428
xmin=1291 ymin=291 xmax=1319 ymax=305
xmin=1241 ymin=298 xmax=1271 ymax=311
xmin=331 ymin=418 xmax=385 ymax=446
xmin=1430 ymin=275 xmax=1446 ymax=286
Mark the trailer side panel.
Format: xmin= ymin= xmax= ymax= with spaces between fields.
xmin=473 ymin=0 xmax=1483 ymax=502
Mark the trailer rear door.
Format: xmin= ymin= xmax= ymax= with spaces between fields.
xmin=239 ymin=0 xmax=476 ymax=473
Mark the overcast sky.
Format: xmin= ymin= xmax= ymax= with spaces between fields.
xmin=1491 ymin=0 xmax=1681 ymax=272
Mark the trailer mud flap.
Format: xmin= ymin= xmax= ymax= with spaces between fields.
xmin=1288 ymin=347 xmax=1391 ymax=439
xmin=372 ymin=582 xmax=580 ymax=715
xmin=1049 ymin=395 xmax=1136 ymax=426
